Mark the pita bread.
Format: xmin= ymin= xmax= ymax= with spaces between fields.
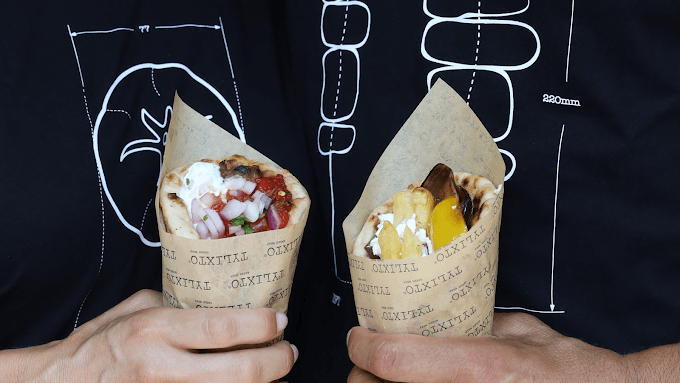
xmin=352 ymin=172 xmax=498 ymax=258
xmin=158 ymin=154 xmax=309 ymax=239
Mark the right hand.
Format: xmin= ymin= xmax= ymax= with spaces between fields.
xmin=3 ymin=289 xmax=297 ymax=382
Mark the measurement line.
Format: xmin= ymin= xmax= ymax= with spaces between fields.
xmin=495 ymin=306 xmax=566 ymax=314
xmin=70 ymin=27 xmax=134 ymax=36
xmin=551 ymin=124 xmax=565 ymax=312
xmin=155 ymin=24 xmax=220 ymax=30
xmin=566 ymin=0 xmax=575 ymax=82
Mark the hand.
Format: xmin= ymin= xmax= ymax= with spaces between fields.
xmin=1 ymin=289 xmax=297 ymax=382
xmin=346 ymin=312 xmax=631 ymax=382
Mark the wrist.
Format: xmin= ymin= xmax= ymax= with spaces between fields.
xmin=0 ymin=340 xmax=64 ymax=383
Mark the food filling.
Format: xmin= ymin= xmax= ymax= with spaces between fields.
xmin=178 ymin=161 xmax=293 ymax=239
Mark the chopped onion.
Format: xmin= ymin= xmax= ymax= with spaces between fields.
xmin=220 ymin=199 xmax=246 ymax=220
xmin=199 ymin=193 xmax=217 ymax=208
xmin=228 ymin=225 xmax=242 ymax=235
xmin=242 ymin=180 xmax=257 ymax=195
xmin=268 ymin=205 xmax=282 ymax=230
xmin=195 ymin=220 xmax=210 ymax=239
xmin=228 ymin=189 xmax=244 ymax=198
xmin=191 ymin=199 xmax=207 ymax=225
xmin=205 ymin=209 xmax=225 ymax=236
xmin=191 ymin=199 xmax=201 ymax=222
xmin=260 ymin=195 xmax=273 ymax=210
xmin=203 ymin=213 xmax=219 ymax=238
xmin=234 ymin=229 xmax=246 ymax=236
xmin=243 ymin=200 xmax=260 ymax=222
xmin=252 ymin=190 xmax=265 ymax=201
xmin=225 ymin=177 xmax=246 ymax=190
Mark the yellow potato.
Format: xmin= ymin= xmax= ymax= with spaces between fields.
xmin=392 ymin=190 xmax=414 ymax=224
xmin=400 ymin=226 xmax=422 ymax=259
xmin=411 ymin=187 xmax=434 ymax=230
xmin=378 ymin=220 xmax=401 ymax=259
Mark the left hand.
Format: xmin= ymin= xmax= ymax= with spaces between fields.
xmin=346 ymin=312 xmax=631 ymax=382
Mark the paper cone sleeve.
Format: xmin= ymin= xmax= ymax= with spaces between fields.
xmin=155 ymin=93 xmax=310 ymax=315
xmin=342 ymin=79 xmax=505 ymax=337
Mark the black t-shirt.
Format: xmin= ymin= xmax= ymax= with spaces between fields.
xmin=2 ymin=1 xmax=679 ymax=381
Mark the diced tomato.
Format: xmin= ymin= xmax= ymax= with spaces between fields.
xmin=274 ymin=204 xmax=290 ymax=228
xmin=256 ymin=174 xmax=292 ymax=202
xmin=211 ymin=199 xmax=226 ymax=213
xmin=250 ymin=216 xmax=270 ymax=233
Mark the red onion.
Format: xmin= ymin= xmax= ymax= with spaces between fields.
xmin=199 ymin=193 xmax=217 ymax=207
xmin=243 ymin=200 xmax=260 ymax=222
xmin=268 ymin=206 xmax=282 ymax=230
xmin=203 ymin=213 xmax=219 ymax=238
xmin=234 ymin=229 xmax=246 ymax=236
xmin=228 ymin=190 xmax=244 ymax=198
xmin=220 ymin=199 xmax=246 ymax=220
xmin=242 ymin=180 xmax=257 ymax=195
xmin=195 ymin=220 xmax=210 ymax=239
xmin=205 ymin=209 xmax=225 ymax=236
xmin=191 ymin=199 xmax=207 ymax=225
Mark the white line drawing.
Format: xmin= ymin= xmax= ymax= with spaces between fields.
xmin=319 ymin=0 xmax=371 ymax=288
xmin=420 ymin=1 xmax=565 ymax=314
xmin=92 ymin=62 xmax=241 ymax=247
xmin=219 ymin=17 xmax=245 ymax=130
xmin=466 ymin=2 xmax=482 ymax=105
xmin=156 ymin=24 xmax=221 ymax=30
xmin=119 ymin=105 xmax=173 ymax=186
xmin=493 ymin=306 xmax=566 ymax=314
xmin=421 ymin=0 xmax=541 ymax=182
xmin=68 ymin=20 xmax=243 ymax=325
xmin=566 ymin=0 xmax=575 ymax=82
xmin=550 ymin=124 xmax=566 ymax=312
xmin=70 ymin=27 xmax=135 ymax=36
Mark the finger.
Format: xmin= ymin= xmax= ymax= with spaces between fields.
xmin=347 ymin=326 xmax=503 ymax=382
xmin=155 ymin=307 xmax=287 ymax=350
xmin=170 ymin=340 xmax=297 ymax=383
xmin=347 ymin=366 xmax=384 ymax=383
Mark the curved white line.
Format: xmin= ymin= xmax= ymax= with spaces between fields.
xmin=93 ymin=63 xmax=241 ymax=247
xmin=499 ymin=148 xmax=516 ymax=181
xmin=422 ymin=17 xmax=540 ymax=72
xmin=423 ymin=0 xmax=530 ymax=19
xmin=321 ymin=1 xmax=371 ymax=49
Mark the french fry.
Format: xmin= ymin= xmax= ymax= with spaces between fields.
xmin=400 ymin=226 xmax=422 ymax=258
xmin=392 ymin=190 xmax=414 ymax=224
xmin=378 ymin=220 xmax=401 ymax=259
xmin=411 ymin=187 xmax=434 ymax=230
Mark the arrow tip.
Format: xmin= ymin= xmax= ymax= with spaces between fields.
xmin=550 ymin=304 xmax=555 ymax=311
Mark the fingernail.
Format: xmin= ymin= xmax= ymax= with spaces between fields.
xmin=276 ymin=312 xmax=288 ymax=332
xmin=346 ymin=328 xmax=353 ymax=346
xmin=290 ymin=344 xmax=299 ymax=363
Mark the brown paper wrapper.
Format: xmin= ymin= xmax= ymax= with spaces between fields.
xmin=343 ymin=79 xmax=505 ymax=337
xmin=155 ymin=94 xmax=309 ymax=316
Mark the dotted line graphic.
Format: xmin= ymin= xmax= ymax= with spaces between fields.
xmin=151 ymin=68 xmax=161 ymax=96
xmin=330 ymin=6 xmax=350 ymax=151
xmin=106 ymin=109 xmax=132 ymax=119
xmin=232 ymin=80 xmax=244 ymax=130
xmin=140 ymin=198 xmax=153 ymax=231
xmin=82 ymin=90 xmax=93 ymax=132
xmin=466 ymin=1 xmax=482 ymax=105
xmin=75 ymin=89 xmax=105 ymax=329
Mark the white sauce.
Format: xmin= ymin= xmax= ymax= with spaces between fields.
xmin=369 ymin=213 xmax=433 ymax=258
